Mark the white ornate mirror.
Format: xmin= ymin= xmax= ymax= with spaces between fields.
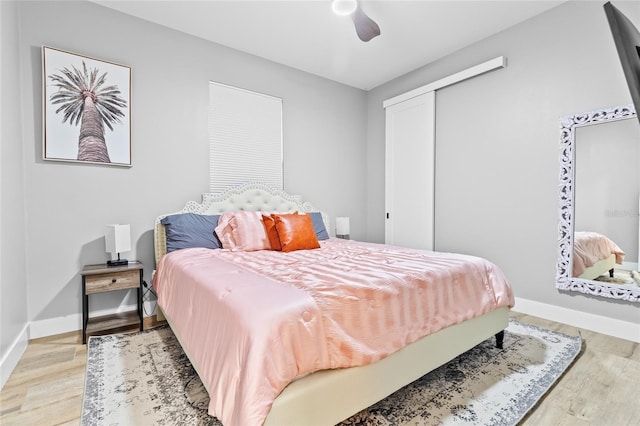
xmin=557 ymin=104 xmax=639 ymax=302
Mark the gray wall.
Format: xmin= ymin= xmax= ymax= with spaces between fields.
xmin=366 ymin=1 xmax=640 ymax=323
xmin=1 ymin=0 xmax=29 ymax=374
xmin=10 ymin=0 xmax=366 ymax=331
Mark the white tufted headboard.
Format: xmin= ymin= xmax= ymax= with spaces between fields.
xmin=154 ymin=182 xmax=330 ymax=265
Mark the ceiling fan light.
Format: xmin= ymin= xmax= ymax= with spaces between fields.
xmin=332 ymin=0 xmax=358 ymax=16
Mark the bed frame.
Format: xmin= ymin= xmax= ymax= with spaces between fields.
xmin=154 ymin=182 xmax=510 ymax=425
xmin=577 ymin=254 xmax=616 ymax=281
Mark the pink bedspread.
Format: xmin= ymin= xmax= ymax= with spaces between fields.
xmin=573 ymin=231 xmax=625 ymax=277
xmin=153 ymin=239 xmax=514 ymax=426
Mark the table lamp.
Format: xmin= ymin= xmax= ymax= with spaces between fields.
xmin=105 ymin=224 xmax=131 ymax=266
xmin=336 ymin=217 xmax=350 ymax=240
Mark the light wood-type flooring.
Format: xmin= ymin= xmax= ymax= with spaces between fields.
xmin=1 ymin=312 xmax=638 ymax=425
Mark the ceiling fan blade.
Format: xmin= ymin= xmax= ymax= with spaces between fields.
xmin=351 ymin=5 xmax=380 ymax=42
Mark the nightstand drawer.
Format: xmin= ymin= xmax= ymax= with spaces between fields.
xmin=85 ymin=270 xmax=140 ymax=294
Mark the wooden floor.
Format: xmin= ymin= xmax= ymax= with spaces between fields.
xmin=1 ymin=312 xmax=638 ymax=425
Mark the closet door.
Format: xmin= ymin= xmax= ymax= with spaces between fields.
xmin=384 ymin=91 xmax=435 ymax=250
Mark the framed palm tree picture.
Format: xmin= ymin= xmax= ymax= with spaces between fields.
xmin=42 ymin=46 xmax=131 ymax=166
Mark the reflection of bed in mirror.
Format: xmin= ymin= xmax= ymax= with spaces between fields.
xmin=573 ymin=231 xmax=624 ymax=280
xmin=577 ymin=254 xmax=616 ymax=281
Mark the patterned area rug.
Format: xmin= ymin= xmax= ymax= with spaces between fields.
xmin=82 ymin=320 xmax=582 ymax=426
xmin=594 ymin=269 xmax=640 ymax=286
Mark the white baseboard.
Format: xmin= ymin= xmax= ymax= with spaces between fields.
xmin=3 ymin=304 xmax=155 ymax=389
xmin=1 ymin=324 xmax=29 ymax=390
xmin=29 ymin=303 xmax=142 ymax=339
xmin=513 ymin=297 xmax=640 ymax=343
xmin=29 ymin=313 xmax=82 ymax=340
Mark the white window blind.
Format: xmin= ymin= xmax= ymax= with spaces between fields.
xmin=208 ymin=82 xmax=283 ymax=192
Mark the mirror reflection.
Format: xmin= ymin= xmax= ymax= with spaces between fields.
xmin=574 ymin=118 xmax=639 ymax=289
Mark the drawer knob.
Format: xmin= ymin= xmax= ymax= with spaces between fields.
xmin=112 ymin=278 xmax=117 ymax=283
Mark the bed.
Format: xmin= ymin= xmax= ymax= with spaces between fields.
xmin=573 ymin=231 xmax=625 ymax=280
xmin=152 ymin=183 xmax=514 ymax=426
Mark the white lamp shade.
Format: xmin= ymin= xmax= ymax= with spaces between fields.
xmin=105 ymin=224 xmax=131 ymax=255
xmin=335 ymin=217 xmax=350 ymax=236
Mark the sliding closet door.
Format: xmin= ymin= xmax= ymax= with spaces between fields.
xmin=384 ymin=91 xmax=435 ymax=250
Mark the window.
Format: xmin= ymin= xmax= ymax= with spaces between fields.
xmin=208 ymin=82 xmax=283 ymax=192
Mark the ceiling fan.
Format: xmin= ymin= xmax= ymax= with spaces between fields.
xmin=331 ymin=0 xmax=381 ymax=42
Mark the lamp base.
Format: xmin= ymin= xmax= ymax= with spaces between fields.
xmin=107 ymin=259 xmax=128 ymax=267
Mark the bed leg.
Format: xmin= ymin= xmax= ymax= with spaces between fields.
xmin=609 ymin=268 xmax=614 ymax=278
xmin=495 ymin=330 xmax=505 ymax=349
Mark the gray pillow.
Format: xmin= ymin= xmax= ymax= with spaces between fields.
xmin=309 ymin=212 xmax=330 ymax=240
xmin=161 ymin=213 xmax=221 ymax=252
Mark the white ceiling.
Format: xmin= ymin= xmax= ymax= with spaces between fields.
xmin=91 ymin=0 xmax=565 ymax=90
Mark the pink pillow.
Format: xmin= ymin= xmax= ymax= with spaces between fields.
xmin=215 ymin=211 xmax=271 ymax=251
xmin=214 ymin=212 xmax=236 ymax=249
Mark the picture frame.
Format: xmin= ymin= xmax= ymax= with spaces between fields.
xmin=42 ymin=46 xmax=132 ymax=166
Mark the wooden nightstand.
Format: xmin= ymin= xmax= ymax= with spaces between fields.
xmin=81 ymin=262 xmax=144 ymax=344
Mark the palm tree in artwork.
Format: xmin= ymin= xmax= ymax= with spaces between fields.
xmin=48 ymin=61 xmax=127 ymax=163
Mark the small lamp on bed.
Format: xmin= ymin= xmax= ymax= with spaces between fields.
xmin=105 ymin=224 xmax=131 ymax=266
xmin=336 ymin=217 xmax=350 ymax=240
